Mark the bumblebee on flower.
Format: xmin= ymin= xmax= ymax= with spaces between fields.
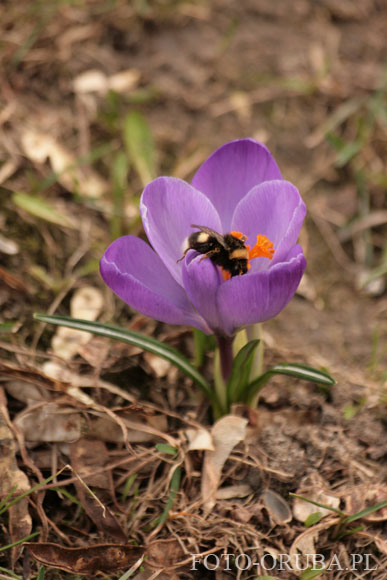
xmin=100 ymin=138 xmax=306 ymax=340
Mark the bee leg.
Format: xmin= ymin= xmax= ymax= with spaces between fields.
xmin=176 ymin=248 xmax=189 ymax=263
xmin=199 ymin=248 xmax=220 ymax=262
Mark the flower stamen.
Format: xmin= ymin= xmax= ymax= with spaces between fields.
xmin=249 ymin=234 xmax=275 ymax=261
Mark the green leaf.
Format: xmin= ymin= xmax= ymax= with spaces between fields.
xmin=156 ymin=443 xmax=178 ymax=456
xmin=227 ymin=339 xmax=260 ymax=404
xmin=111 ymin=151 xmax=129 ymax=239
xmin=37 ymin=566 xmax=45 ymax=580
xmin=152 ymin=466 xmax=181 ymax=527
xmin=33 ymin=313 xmax=215 ymax=404
xmin=124 ymin=111 xmax=156 ymax=186
xmin=300 ymin=567 xmax=325 ymax=580
xmin=346 ymin=500 xmax=387 ymax=523
xmin=245 ymin=363 xmax=335 ymax=404
xmin=305 ymin=512 xmax=323 ymax=527
xmin=12 ymin=192 xmax=74 ymax=228
xmin=289 ymin=493 xmax=344 ymax=517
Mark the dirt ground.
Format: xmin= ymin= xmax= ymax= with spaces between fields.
xmin=0 ymin=1 xmax=386 ymax=579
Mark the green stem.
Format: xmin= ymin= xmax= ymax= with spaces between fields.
xmin=246 ymin=323 xmax=264 ymax=407
xmin=213 ymin=334 xmax=234 ymax=416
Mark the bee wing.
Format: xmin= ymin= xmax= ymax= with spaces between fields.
xmin=190 ymin=224 xmax=226 ymax=247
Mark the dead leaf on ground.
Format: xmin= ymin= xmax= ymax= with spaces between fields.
xmin=14 ymin=403 xmax=82 ymax=442
xmin=147 ymin=538 xmax=185 ymax=569
xmin=201 ymin=415 xmax=248 ymax=512
xmin=186 ymin=427 xmax=214 ymax=451
xmin=48 ymin=286 xmax=104 ymax=361
xmin=289 ymin=517 xmax=339 ymax=571
xmin=20 ymin=129 xmax=107 ymax=198
xmin=0 ymin=399 xmax=32 ymax=563
xmin=344 ymin=484 xmax=387 ymax=522
xmin=26 ymin=542 xmax=145 ymax=574
xmin=293 ymin=474 xmax=340 ymax=522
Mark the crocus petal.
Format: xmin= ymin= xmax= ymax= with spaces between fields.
xmin=182 ymin=251 xmax=223 ymax=334
xmin=140 ymin=177 xmax=222 ymax=284
xmin=217 ymin=245 xmax=306 ymax=336
xmin=191 ymin=139 xmax=282 ymax=231
xmin=231 ymin=180 xmax=306 ymax=271
xmin=100 ymin=235 xmax=210 ymax=332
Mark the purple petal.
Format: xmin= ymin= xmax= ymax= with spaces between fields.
xmin=182 ymin=251 xmax=223 ymax=334
xmin=217 ymin=245 xmax=306 ymax=336
xmin=100 ymin=235 xmax=210 ymax=332
xmin=191 ymin=139 xmax=282 ymax=231
xmin=231 ymin=180 xmax=306 ymax=271
xmin=140 ymin=177 xmax=222 ymax=284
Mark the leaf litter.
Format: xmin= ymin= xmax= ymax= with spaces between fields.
xmin=0 ymin=1 xmax=386 ymax=579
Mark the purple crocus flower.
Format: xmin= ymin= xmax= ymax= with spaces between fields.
xmin=100 ymin=139 xmax=306 ymax=339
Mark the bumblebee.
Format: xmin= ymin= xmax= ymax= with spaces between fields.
xmin=178 ymin=224 xmax=249 ymax=277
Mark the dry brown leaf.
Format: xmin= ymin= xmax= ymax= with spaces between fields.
xmin=293 ymin=474 xmax=340 ymax=522
xmin=14 ymin=404 xmax=82 ymax=442
xmin=71 ymin=441 xmax=126 ymax=541
xmin=21 ymin=129 xmax=107 ymax=198
xmin=147 ymin=538 xmax=185 ymax=569
xmin=26 ymin=542 xmax=144 ymax=574
xmin=289 ymin=517 xmax=339 ymax=571
xmin=201 ymin=415 xmax=248 ymax=512
xmin=344 ymin=484 xmax=387 ymax=522
xmin=0 ymin=401 xmax=32 ymax=561
xmin=216 ymin=483 xmax=252 ymax=500
xmin=5 ymin=380 xmax=46 ymax=405
xmin=186 ymin=427 xmax=214 ymax=451
xmin=48 ymin=287 xmax=104 ymax=361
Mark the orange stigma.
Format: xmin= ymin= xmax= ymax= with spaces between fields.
xmin=248 ymin=234 xmax=275 ymax=261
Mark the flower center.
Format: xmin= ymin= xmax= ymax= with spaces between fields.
xmin=221 ymin=231 xmax=275 ymax=280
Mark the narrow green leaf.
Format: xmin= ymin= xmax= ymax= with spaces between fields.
xmin=152 ymin=467 xmax=181 ymax=527
xmin=300 ymin=567 xmax=325 ymax=580
xmin=305 ymin=512 xmax=323 ymax=527
xmin=0 ymin=321 xmax=19 ymax=333
xmin=155 ymin=443 xmax=178 ymax=456
xmin=289 ymin=493 xmax=345 ymax=517
xmin=345 ymin=500 xmax=387 ymax=523
xmin=111 ymin=151 xmax=129 ymax=239
xmin=227 ymin=339 xmax=260 ymax=404
xmin=245 ymin=363 xmax=335 ymax=404
xmin=0 ymin=567 xmax=23 ymax=579
xmin=12 ymin=192 xmax=74 ymax=228
xmin=33 ymin=314 xmax=214 ymax=403
xmin=124 ymin=111 xmax=156 ymax=186
xmin=37 ymin=566 xmax=45 ymax=580
xmin=0 ymin=531 xmax=40 ymax=552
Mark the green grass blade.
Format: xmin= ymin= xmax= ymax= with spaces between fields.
xmin=33 ymin=314 xmax=213 ymax=401
xmin=124 ymin=111 xmax=156 ymax=186
xmin=12 ymin=192 xmax=74 ymax=229
xmin=345 ymin=500 xmax=387 ymax=523
xmin=245 ymin=363 xmax=335 ymax=404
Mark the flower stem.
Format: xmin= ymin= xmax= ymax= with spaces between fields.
xmin=213 ymin=334 xmax=234 ymax=416
xmin=246 ymin=323 xmax=264 ymax=407
xmin=216 ymin=335 xmax=234 ymax=382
